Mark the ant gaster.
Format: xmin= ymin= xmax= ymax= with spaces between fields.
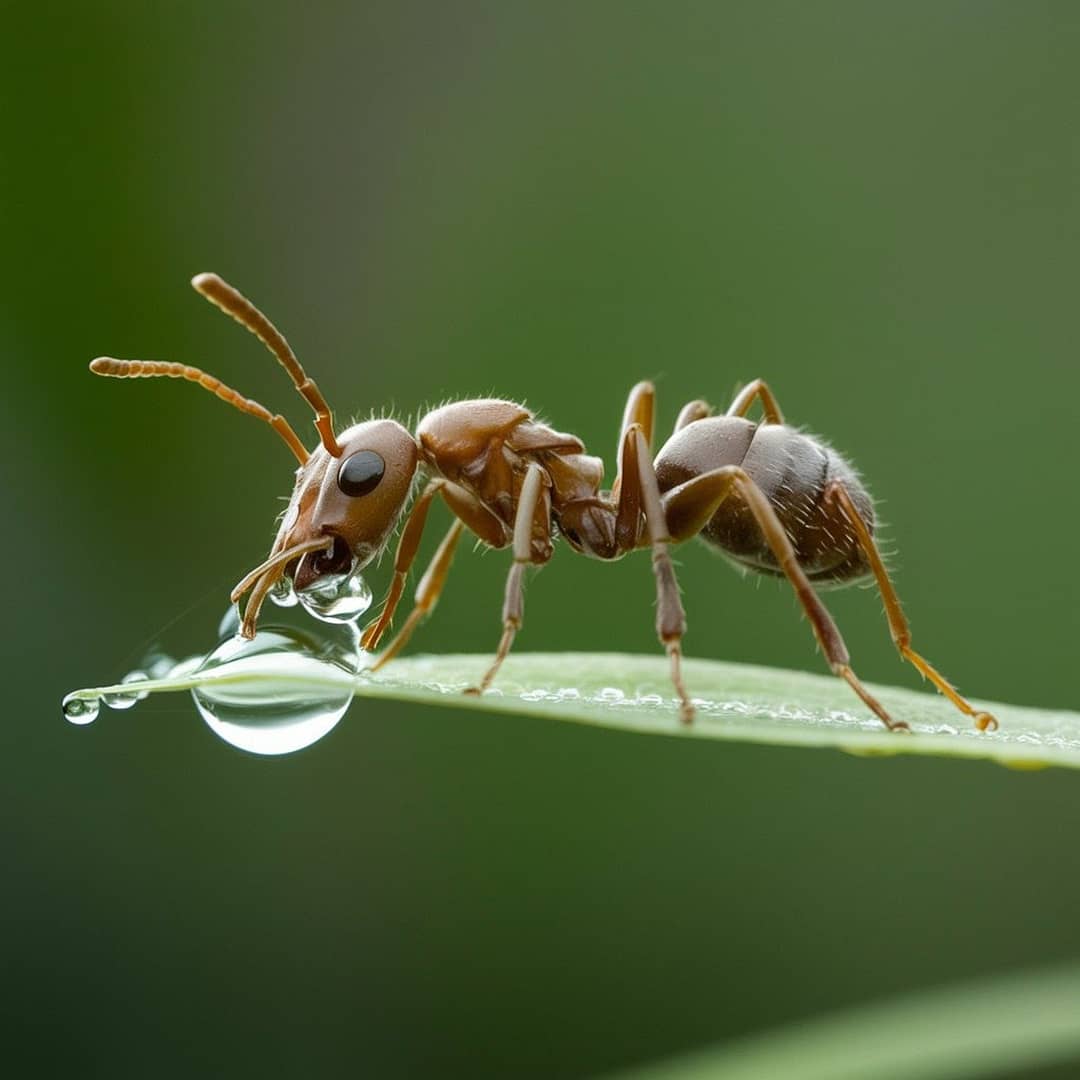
xmin=90 ymin=273 xmax=998 ymax=734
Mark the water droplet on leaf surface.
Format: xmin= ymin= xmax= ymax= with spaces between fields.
xmin=192 ymin=625 xmax=358 ymax=756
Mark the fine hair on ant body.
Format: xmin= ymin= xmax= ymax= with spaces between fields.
xmin=90 ymin=273 xmax=998 ymax=734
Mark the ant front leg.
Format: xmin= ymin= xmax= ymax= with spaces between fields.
xmin=465 ymin=462 xmax=551 ymax=697
xmin=661 ymin=467 xmax=909 ymax=732
xmin=361 ymin=479 xmax=445 ymax=652
xmin=826 ymin=482 xmax=999 ymax=732
xmin=611 ymin=381 xmax=655 ymax=505
xmin=726 ymin=379 xmax=784 ymax=425
xmin=616 ymin=424 xmax=694 ymax=723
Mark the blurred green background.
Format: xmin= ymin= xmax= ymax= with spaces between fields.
xmin=4 ymin=3 xmax=1080 ymax=1077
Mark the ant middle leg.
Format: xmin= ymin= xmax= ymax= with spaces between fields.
xmin=466 ymin=462 xmax=551 ymax=697
xmin=726 ymin=379 xmax=784 ymax=424
xmin=661 ymin=467 xmax=908 ymax=732
xmin=826 ymin=482 xmax=998 ymax=732
xmin=361 ymin=479 xmax=446 ymax=651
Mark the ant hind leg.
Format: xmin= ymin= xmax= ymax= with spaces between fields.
xmin=663 ymin=466 xmax=909 ymax=732
xmin=826 ymin=482 xmax=998 ymax=732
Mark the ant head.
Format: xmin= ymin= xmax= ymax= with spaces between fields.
xmin=276 ymin=419 xmax=418 ymax=594
xmin=91 ymin=272 xmax=419 ymax=638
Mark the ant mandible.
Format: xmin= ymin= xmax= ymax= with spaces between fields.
xmin=90 ymin=273 xmax=998 ymax=734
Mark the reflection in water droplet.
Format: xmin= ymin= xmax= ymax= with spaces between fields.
xmin=63 ymin=693 xmax=100 ymax=725
xmin=297 ymin=567 xmax=373 ymax=625
xmin=270 ymin=576 xmax=299 ymax=608
xmin=192 ymin=625 xmax=357 ymax=756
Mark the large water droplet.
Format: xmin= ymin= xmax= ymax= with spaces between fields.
xmin=63 ymin=693 xmax=100 ymax=725
xmin=192 ymin=625 xmax=357 ymax=756
xmin=218 ymin=604 xmax=241 ymax=639
xmin=297 ymin=567 xmax=373 ymax=625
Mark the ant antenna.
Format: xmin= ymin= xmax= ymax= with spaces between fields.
xmin=191 ymin=273 xmax=343 ymax=456
xmin=89 ymin=357 xmax=309 ymax=465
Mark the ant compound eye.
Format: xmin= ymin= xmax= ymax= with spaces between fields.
xmin=337 ymin=450 xmax=385 ymax=497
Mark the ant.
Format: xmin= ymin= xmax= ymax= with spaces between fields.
xmin=90 ymin=273 xmax=998 ymax=734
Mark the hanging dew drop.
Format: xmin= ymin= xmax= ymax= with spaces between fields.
xmin=192 ymin=625 xmax=357 ymax=756
xmin=297 ymin=567 xmax=373 ymax=625
xmin=103 ymin=670 xmax=156 ymax=710
xmin=103 ymin=688 xmax=139 ymax=710
xmin=63 ymin=693 xmax=100 ymax=725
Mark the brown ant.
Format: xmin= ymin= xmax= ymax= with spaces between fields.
xmin=90 ymin=273 xmax=998 ymax=734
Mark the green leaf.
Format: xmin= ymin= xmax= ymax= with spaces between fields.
xmin=605 ymin=962 xmax=1080 ymax=1080
xmin=65 ymin=652 xmax=1080 ymax=771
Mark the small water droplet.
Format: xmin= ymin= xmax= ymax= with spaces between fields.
xmin=596 ymin=687 xmax=625 ymax=703
xmin=192 ymin=625 xmax=356 ymax=756
xmin=63 ymin=693 xmax=100 ymax=725
xmin=297 ymin=567 xmax=373 ymax=625
xmin=270 ymin=576 xmax=299 ymax=608
xmin=120 ymin=670 xmax=151 ymax=701
xmin=103 ymin=688 xmax=139 ymax=710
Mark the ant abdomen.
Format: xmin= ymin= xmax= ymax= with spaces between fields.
xmin=654 ymin=416 xmax=875 ymax=586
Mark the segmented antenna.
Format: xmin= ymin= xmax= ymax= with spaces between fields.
xmin=191 ymin=273 xmax=342 ymax=456
xmin=88 ymin=357 xmax=309 ymax=465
